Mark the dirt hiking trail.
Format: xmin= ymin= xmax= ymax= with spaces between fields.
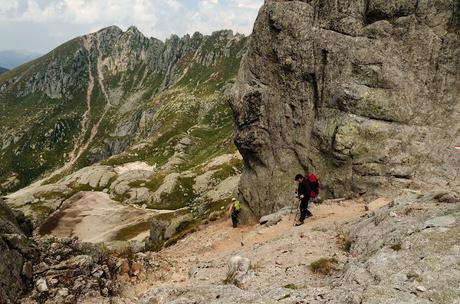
xmin=117 ymin=198 xmax=391 ymax=301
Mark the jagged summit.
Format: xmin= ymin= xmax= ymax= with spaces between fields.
xmin=86 ymin=25 xmax=244 ymax=49
xmin=96 ymin=25 xmax=123 ymax=35
xmin=126 ymin=25 xmax=143 ymax=35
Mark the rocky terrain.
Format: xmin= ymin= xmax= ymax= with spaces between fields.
xmin=1 ymin=0 xmax=460 ymax=303
xmin=0 ymin=198 xmax=36 ymax=303
xmin=132 ymin=189 xmax=460 ymax=304
xmin=231 ymin=0 xmax=460 ymax=216
xmin=2 ymin=186 xmax=460 ymax=303
xmin=1 ymin=197 xmax=157 ymax=304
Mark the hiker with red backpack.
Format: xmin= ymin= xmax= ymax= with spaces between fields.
xmin=294 ymin=173 xmax=320 ymax=226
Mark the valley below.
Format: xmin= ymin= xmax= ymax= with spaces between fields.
xmin=1 ymin=26 xmax=247 ymax=248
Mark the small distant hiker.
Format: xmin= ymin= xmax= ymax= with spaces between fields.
xmin=230 ymin=197 xmax=241 ymax=228
xmin=294 ymin=174 xmax=314 ymax=226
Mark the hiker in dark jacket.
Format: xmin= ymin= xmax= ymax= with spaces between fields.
xmin=295 ymin=174 xmax=313 ymax=225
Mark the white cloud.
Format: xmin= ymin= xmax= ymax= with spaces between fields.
xmin=0 ymin=0 xmax=263 ymax=52
xmin=234 ymin=0 xmax=262 ymax=10
xmin=0 ymin=0 xmax=19 ymax=15
xmin=1 ymin=0 xmax=182 ymax=26
xmin=185 ymin=0 xmax=263 ymax=36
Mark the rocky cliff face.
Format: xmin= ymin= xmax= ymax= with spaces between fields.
xmin=231 ymin=0 xmax=460 ymax=216
xmin=0 ymin=198 xmax=37 ymax=303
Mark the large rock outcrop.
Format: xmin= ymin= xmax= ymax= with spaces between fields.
xmin=0 ymin=199 xmax=37 ymax=303
xmin=231 ymin=0 xmax=460 ymax=216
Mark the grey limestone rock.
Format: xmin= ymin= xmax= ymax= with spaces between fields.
xmin=0 ymin=199 xmax=38 ymax=303
xmin=225 ymin=255 xmax=252 ymax=287
xmin=231 ymin=0 xmax=460 ymax=216
xmin=259 ymin=212 xmax=282 ymax=227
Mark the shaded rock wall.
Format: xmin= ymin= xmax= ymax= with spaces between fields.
xmin=231 ymin=0 xmax=460 ymax=216
xmin=0 ymin=199 xmax=37 ymax=303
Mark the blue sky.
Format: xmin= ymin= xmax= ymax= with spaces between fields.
xmin=0 ymin=0 xmax=263 ymax=53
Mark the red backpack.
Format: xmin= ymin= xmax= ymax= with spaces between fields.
xmin=306 ymin=173 xmax=320 ymax=198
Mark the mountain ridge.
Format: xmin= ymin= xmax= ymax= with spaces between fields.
xmin=0 ymin=26 xmax=248 ymax=194
xmin=1 ymin=25 xmax=249 ymax=250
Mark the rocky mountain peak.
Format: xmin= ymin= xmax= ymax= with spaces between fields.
xmin=191 ymin=31 xmax=204 ymax=40
xmin=126 ymin=25 xmax=143 ymax=35
xmin=96 ymin=25 xmax=123 ymax=35
xmin=212 ymin=29 xmax=234 ymax=37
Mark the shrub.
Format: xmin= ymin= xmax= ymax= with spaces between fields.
xmin=390 ymin=243 xmax=402 ymax=251
xmin=283 ymin=283 xmax=298 ymax=289
xmin=309 ymin=257 xmax=338 ymax=275
xmin=336 ymin=230 xmax=352 ymax=253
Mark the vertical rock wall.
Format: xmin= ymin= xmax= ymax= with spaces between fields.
xmin=231 ymin=0 xmax=460 ymax=216
xmin=0 ymin=199 xmax=37 ymax=303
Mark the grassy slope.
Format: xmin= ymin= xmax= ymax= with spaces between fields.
xmin=96 ymin=37 xmax=247 ymax=220
xmin=0 ymin=38 xmax=90 ymax=191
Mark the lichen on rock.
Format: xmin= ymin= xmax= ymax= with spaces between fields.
xmin=231 ymin=0 xmax=460 ymax=216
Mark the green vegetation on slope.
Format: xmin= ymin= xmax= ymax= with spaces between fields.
xmin=0 ymin=29 xmax=248 ymax=212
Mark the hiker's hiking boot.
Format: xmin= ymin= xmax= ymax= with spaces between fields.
xmin=295 ymin=221 xmax=304 ymax=226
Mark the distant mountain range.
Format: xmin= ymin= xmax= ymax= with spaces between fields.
xmin=0 ymin=26 xmax=248 ymax=243
xmin=0 ymin=50 xmax=41 ymax=69
xmin=0 ymin=66 xmax=8 ymax=74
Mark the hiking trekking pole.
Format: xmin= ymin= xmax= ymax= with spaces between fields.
xmin=288 ymin=197 xmax=297 ymax=221
xmin=293 ymin=203 xmax=299 ymax=226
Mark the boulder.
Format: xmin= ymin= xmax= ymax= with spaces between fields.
xmin=225 ymin=256 xmax=252 ymax=287
xmin=150 ymin=173 xmax=180 ymax=204
xmin=147 ymin=213 xmax=195 ymax=251
xmin=148 ymin=218 xmax=167 ymax=251
xmin=259 ymin=213 xmax=282 ymax=227
xmin=424 ymin=215 xmax=456 ymax=228
xmin=35 ymin=277 xmax=48 ymax=293
xmin=109 ymin=170 xmax=155 ymax=200
xmin=164 ymin=213 xmax=194 ymax=239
